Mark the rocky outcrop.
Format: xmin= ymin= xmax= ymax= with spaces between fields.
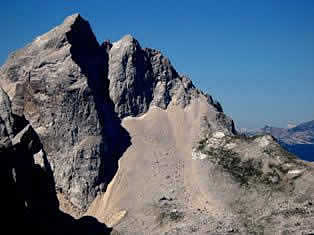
xmin=0 ymin=14 xmax=110 ymax=212
xmin=0 ymin=88 xmax=112 ymax=234
xmin=107 ymin=35 xmax=227 ymax=119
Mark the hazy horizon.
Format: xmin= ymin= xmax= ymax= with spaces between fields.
xmin=1 ymin=0 xmax=313 ymax=129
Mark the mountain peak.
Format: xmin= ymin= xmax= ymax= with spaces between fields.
xmin=110 ymin=34 xmax=140 ymax=53
xmin=62 ymin=13 xmax=82 ymax=25
xmin=120 ymin=34 xmax=137 ymax=43
xmin=35 ymin=13 xmax=99 ymax=51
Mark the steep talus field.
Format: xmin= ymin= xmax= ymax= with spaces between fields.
xmin=1 ymin=14 xmax=314 ymax=234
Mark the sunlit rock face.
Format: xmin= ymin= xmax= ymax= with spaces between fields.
xmin=0 ymin=14 xmax=109 ymax=212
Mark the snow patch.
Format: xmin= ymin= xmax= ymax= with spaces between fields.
xmin=213 ymin=131 xmax=225 ymax=139
xmin=111 ymin=41 xmax=122 ymax=49
xmin=34 ymin=149 xmax=45 ymax=168
xmin=288 ymin=169 xmax=305 ymax=175
xmin=192 ymin=150 xmax=208 ymax=160
xmin=35 ymin=36 xmax=45 ymax=46
xmin=225 ymin=143 xmax=237 ymax=150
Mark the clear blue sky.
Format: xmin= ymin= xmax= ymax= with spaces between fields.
xmin=1 ymin=0 xmax=313 ymax=129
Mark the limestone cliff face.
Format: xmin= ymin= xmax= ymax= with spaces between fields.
xmin=107 ymin=34 xmax=235 ymax=133
xmin=0 ymin=14 xmax=109 ymax=211
xmin=107 ymin=35 xmax=231 ymax=121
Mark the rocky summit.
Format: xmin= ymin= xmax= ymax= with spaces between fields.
xmin=1 ymin=14 xmax=314 ymax=234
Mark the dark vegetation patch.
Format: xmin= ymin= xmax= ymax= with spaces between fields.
xmin=158 ymin=208 xmax=184 ymax=225
xmin=196 ymin=138 xmax=207 ymax=151
xmin=155 ymin=201 xmax=184 ymax=226
xmin=231 ymin=133 xmax=265 ymax=142
xmin=196 ymin=136 xmax=283 ymax=187
xmin=205 ymin=147 xmax=264 ymax=186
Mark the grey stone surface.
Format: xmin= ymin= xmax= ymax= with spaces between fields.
xmin=0 ymin=87 xmax=112 ymax=234
xmin=0 ymin=88 xmax=13 ymax=149
xmin=0 ymin=14 xmax=108 ymax=211
xmin=107 ymin=35 xmax=225 ymax=119
xmin=0 ymin=87 xmax=15 ymax=139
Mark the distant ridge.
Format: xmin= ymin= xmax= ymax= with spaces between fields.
xmin=246 ymin=120 xmax=314 ymax=161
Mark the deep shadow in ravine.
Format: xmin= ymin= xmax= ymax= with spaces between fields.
xmin=67 ymin=22 xmax=132 ymax=192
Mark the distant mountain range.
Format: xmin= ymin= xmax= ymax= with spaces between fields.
xmin=246 ymin=120 xmax=314 ymax=161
